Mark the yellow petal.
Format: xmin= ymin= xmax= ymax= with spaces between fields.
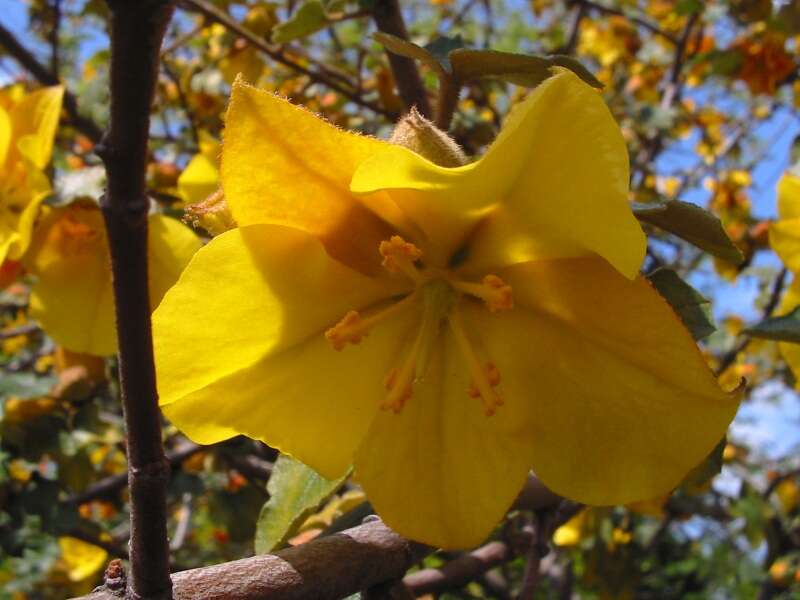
xmin=771 ymin=173 xmax=800 ymax=271
xmin=350 ymin=145 xmax=494 ymax=267
xmin=177 ymin=153 xmax=219 ymax=205
xmin=0 ymin=105 xmax=10 ymax=167
xmin=221 ymin=79 xmax=394 ymax=273
xmin=10 ymin=85 xmax=63 ymax=170
xmin=155 ymin=224 xmax=409 ymax=477
xmin=353 ymin=70 xmax=645 ymax=278
xmin=27 ymin=204 xmax=200 ymax=356
xmin=353 ymin=328 xmax=535 ymax=549
xmin=770 ymin=219 xmax=800 ymax=272
xmin=468 ymin=256 xmax=738 ymax=505
xmin=777 ymin=278 xmax=800 ymax=384
xmin=58 ymin=536 xmax=108 ymax=582
xmin=777 ymin=172 xmax=800 ymax=220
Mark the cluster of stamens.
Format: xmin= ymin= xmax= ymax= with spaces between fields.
xmin=325 ymin=235 xmax=513 ymax=417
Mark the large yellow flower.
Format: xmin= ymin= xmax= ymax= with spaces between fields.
xmin=0 ymin=85 xmax=63 ymax=266
xmin=768 ymin=172 xmax=800 ymax=378
xmin=154 ymin=70 xmax=738 ymax=549
xmin=25 ymin=201 xmax=201 ymax=356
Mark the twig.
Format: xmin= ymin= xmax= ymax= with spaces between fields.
xmin=372 ymin=0 xmax=432 ymax=119
xmin=179 ymin=0 xmax=395 ymax=119
xmin=0 ymin=21 xmax=103 ymax=142
xmin=75 ymin=519 xmax=425 ymax=600
xmin=0 ymin=322 xmax=40 ymax=340
xmin=97 ymin=1 xmax=175 ymax=598
xmin=517 ymin=515 xmax=544 ymax=599
xmin=577 ymin=0 xmax=678 ymax=44
xmin=559 ymin=1 xmax=588 ymax=55
xmin=161 ymin=59 xmax=200 ymax=149
xmin=50 ymin=0 xmax=62 ymax=77
xmin=63 ymin=440 xmax=203 ymax=506
xmin=715 ymin=267 xmax=788 ymax=377
xmin=403 ymin=541 xmax=512 ymax=596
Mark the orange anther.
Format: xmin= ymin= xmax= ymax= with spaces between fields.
xmin=379 ymin=235 xmax=423 ymax=278
xmin=325 ymin=310 xmax=365 ymax=351
xmin=481 ymin=275 xmax=514 ymax=312
xmin=383 ymin=367 xmax=413 ymax=413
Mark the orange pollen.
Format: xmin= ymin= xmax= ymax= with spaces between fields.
xmin=467 ymin=362 xmax=501 ymax=399
xmin=451 ymin=274 xmax=513 ymax=313
xmin=379 ymin=235 xmax=423 ymax=281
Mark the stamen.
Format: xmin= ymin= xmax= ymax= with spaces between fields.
xmin=379 ymin=235 xmax=423 ymax=282
xmin=448 ymin=308 xmax=504 ymax=416
xmin=451 ymin=274 xmax=513 ymax=313
xmin=326 ymin=293 xmax=417 ymax=351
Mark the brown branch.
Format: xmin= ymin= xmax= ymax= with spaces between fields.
xmin=179 ymin=0 xmax=395 ymax=119
xmin=372 ymin=0 xmax=432 ymax=119
xmin=0 ymin=21 xmax=103 ymax=143
xmin=75 ymin=519 xmax=424 ymax=600
xmin=715 ymin=267 xmax=788 ymax=377
xmin=403 ymin=541 xmax=511 ymax=596
xmin=63 ymin=440 xmax=203 ymax=506
xmin=0 ymin=322 xmax=40 ymax=340
xmin=97 ymin=1 xmax=176 ymax=598
xmin=577 ymin=0 xmax=678 ymax=45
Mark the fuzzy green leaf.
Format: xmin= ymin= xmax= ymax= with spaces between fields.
xmin=647 ymin=268 xmax=715 ymax=341
xmin=254 ymin=454 xmax=347 ymax=553
xmin=744 ymin=306 xmax=800 ymax=343
xmin=634 ymin=200 xmax=744 ymax=264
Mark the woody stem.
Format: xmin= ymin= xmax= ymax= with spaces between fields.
xmin=97 ymin=1 xmax=175 ymax=598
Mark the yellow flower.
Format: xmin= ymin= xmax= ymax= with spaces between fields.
xmin=768 ymin=172 xmax=800 ymax=381
xmin=57 ymin=536 xmax=107 ymax=582
xmin=153 ymin=71 xmax=738 ymax=549
xmin=0 ymin=85 xmax=63 ymax=266
xmin=25 ymin=201 xmax=201 ymax=356
xmin=178 ymin=131 xmax=220 ymax=206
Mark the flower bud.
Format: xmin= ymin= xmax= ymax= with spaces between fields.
xmin=389 ymin=107 xmax=468 ymax=168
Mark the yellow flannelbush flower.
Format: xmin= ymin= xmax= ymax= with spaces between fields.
xmin=0 ymin=85 xmax=63 ymax=266
xmin=25 ymin=201 xmax=201 ymax=356
xmin=57 ymin=536 xmax=107 ymax=582
xmin=768 ymin=172 xmax=800 ymax=380
xmin=154 ymin=70 xmax=738 ymax=549
xmin=177 ymin=131 xmax=220 ymax=206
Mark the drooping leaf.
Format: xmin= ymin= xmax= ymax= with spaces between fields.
xmin=647 ymin=268 xmax=715 ymax=341
xmin=271 ymin=0 xmax=328 ymax=44
xmin=680 ymin=437 xmax=726 ymax=494
xmin=372 ymin=32 xmax=448 ymax=77
xmin=373 ymin=34 xmax=601 ymax=89
xmin=423 ymin=35 xmax=466 ymax=72
xmin=634 ymin=200 xmax=744 ymax=264
xmin=254 ymin=454 xmax=347 ymax=554
xmin=744 ymin=306 xmax=800 ymax=343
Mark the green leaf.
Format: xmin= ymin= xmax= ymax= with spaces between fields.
xmin=449 ymin=50 xmax=602 ymax=88
xmin=676 ymin=0 xmax=703 ymax=15
xmin=647 ymin=268 xmax=715 ymax=341
xmin=0 ymin=372 xmax=57 ymax=401
xmin=680 ymin=437 xmax=726 ymax=493
xmin=634 ymin=200 xmax=744 ymax=264
xmin=271 ymin=0 xmax=328 ymax=43
xmin=423 ymin=35 xmax=465 ymax=72
xmin=372 ymin=32 xmax=448 ymax=77
xmin=744 ymin=306 xmax=800 ymax=343
xmin=254 ymin=454 xmax=347 ymax=554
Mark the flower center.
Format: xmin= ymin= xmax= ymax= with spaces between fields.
xmin=325 ymin=235 xmax=512 ymax=416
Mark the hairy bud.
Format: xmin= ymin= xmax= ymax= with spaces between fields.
xmin=389 ymin=108 xmax=468 ymax=168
